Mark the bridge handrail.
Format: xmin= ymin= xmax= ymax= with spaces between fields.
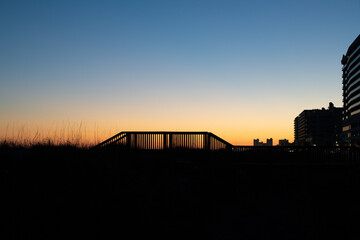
xmin=93 ymin=131 xmax=234 ymax=150
xmin=209 ymin=132 xmax=233 ymax=147
xmin=232 ymin=145 xmax=360 ymax=152
xmin=94 ymin=132 xmax=126 ymax=149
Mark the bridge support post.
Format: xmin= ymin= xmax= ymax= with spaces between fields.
xmin=204 ymin=133 xmax=210 ymax=151
xmin=163 ymin=134 xmax=167 ymax=149
xmin=169 ymin=133 xmax=173 ymax=149
xmin=126 ymin=134 xmax=131 ymax=148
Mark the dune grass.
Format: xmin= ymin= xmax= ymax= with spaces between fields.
xmin=0 ymin=121 xmax=121 ymax=148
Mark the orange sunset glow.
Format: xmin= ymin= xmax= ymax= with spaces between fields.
xmin=0 ymin=1 xmax=358 ymax=147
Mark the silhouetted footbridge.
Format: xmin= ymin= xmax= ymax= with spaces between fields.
xmin=92 ymin=131 xmax=360 ymax=162
xmin=94 ymin=131 xmax=232 ymax=150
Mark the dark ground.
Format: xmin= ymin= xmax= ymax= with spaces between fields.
xmin=1 ymin=146 xmax=360 ymax=239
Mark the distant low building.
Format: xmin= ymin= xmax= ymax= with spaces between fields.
xmin=278 ymin=139 xmax=291 ymax=146
xmin=254 ymin=138 xmax=273 ymax=146
xmin=294 ymin=102 xmax=342 ymax=146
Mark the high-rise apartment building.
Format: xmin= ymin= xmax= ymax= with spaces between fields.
xmin=294 ymin=103 xmax=342 ymax=146
xmin=342 ymin=34 xmax=360 ymax=145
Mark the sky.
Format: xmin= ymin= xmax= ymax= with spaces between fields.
xmin=0 ymin=0 xmax=359 ymax=145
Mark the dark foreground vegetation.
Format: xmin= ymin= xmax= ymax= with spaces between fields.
xmin=2 ymin=145 xmax=360 ymax=239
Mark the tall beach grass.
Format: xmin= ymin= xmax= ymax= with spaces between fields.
xmin=0 ymin=121 xmax=119 ymax=148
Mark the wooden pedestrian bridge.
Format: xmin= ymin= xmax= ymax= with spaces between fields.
xmin=93 ymin=131 xmax=232 ymax=151
xmin=92 ymin=131 xmax=360 ymax=161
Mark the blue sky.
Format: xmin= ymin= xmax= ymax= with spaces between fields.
xmin=0 ymin=0 xmax=359 ymax=144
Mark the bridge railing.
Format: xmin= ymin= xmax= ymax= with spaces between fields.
xmin=93 ymin=131 xmax=233 ymax=150
xmin=232 ymin=146 xmax=360 ymax=162
xmin=94 ymin=132 xmax=360 ymax=161
xmin=94 ymin=132 xmax=127 ymax=149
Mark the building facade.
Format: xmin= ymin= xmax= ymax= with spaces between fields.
xmin=278 ymin=139 xmax=291 ymax=146
xmin=253 ymin=138 xmax=273 ymax=146
xmin=294 ymin=103 xmax=342 ymax=146
xmin=342 ymin=34 xmax=360 ymax=145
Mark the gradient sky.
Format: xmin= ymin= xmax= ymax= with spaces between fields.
xmin=0 ymin=0 xmax=360 ymax=145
